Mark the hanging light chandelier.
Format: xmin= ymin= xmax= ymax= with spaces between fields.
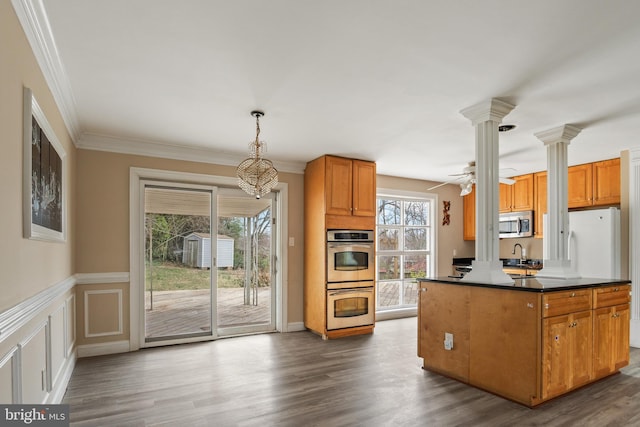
xmin=236 ymin=110 xmax=278 ymax=199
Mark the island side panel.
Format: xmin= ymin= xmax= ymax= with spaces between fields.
xmin=469 ymin=287 xmax=542 ymax=406
xmin=418 ymin=281 xmax=471 ymax=382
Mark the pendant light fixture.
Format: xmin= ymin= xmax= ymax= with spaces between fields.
xmin=236 ymin=110 xmax=278 ymax=199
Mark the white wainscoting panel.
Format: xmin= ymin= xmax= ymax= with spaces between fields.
xmin=19 ymin=322 xmax=48 ymax=404
xmin=84 ymin=289 xmax=124 ymax=338
xmin=0 ymin=347 xmax=19 ymax=403
xmin=0 ymin=275 xmax=77 ymax=404
xmin=48 ymin=305 xmax=66 ymax=390
xmin=65 ymin=294 xmax=76 ymax=357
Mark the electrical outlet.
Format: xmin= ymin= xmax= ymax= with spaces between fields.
xmin=444 ymin=332 xmax=454 ymax=350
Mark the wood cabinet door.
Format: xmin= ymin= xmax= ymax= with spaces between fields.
xmin=463 ymin=185 xmax=475 ymax=240
xmin=614 ymin=304 xmax=630 ymax=371
xmin=499 ymin=183 xmax=512 ymax=213
xmin=511 ymin=174 xmax=535 ymax=211
xmin=593 ymin=306 xmax=614 ymax=378
xmin=568 ymin=164 xmax=593 ymax=208
xmin=593 ymin=158 xmax=621 ymax=206
xmin=543 ymin=314 xmax=572 ymax=399
xmin=352 ymin=160 xmax=376 ymax=217
xmin=593 ymin=303 xmax=629 ymax=378
xmin=325 ymin=156 xmax=353 ymax=216
xmin=533 ymin=172 xmax=547 ymax=238
xmin=542 ymin=310 xmax=592 ymax=399
xmin=570 ymin=310 xmax=593 ymax=388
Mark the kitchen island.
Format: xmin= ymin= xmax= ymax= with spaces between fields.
xmin=417 ymin=277 xmax=631 ymax=406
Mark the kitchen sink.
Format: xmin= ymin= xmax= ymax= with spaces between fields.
xmin=501 ymin=258 xmax=528 ymax=267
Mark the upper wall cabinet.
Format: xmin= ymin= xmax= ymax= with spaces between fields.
xmin=568 ymin=158 xmax=620 ymax=208
xmin=592 ymin=158 xmax=621 ymax=206
xmin=499 ymin=173 xmax=535 ymax=213
xmin=567 ymin=163 xmax=593 ymax=208
xmin=325 ymin=156 xmax=377 ymax=217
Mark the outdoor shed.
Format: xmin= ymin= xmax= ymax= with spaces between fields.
xmin=182 ymin=233 xmax=234 ymax=269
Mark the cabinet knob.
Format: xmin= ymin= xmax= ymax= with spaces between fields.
xmin=570 ymin=292 xmax=576 ymax=297
xmin=614 ymin=287 xmax=619 ymax=292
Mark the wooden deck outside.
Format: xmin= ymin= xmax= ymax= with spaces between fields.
xmin=145 ymin=281 xmax=415 ymax=338
xmin=145 ymin=287 xmax=271 ymax=338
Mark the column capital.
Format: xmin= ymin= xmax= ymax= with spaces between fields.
xmin=460 ymin=98 xmax=515 ymax=126
xmin=534 ymin=124 xmax=582 ymax=146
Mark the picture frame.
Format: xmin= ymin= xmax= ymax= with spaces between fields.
xmin=23 ymin=87 xmax=66 ymax=242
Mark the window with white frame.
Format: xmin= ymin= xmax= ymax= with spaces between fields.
xmin=376 ymin=194 xmax=435 ymax=311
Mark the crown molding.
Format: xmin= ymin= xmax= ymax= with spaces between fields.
xmin=12 ymin=0 xmax=81 ymax=142
xmin=77 ymin=132 xmax=306 ymax=174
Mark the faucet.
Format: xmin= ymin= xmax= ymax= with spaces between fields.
xmin=512 ymin=243 xmax=526 ymax=263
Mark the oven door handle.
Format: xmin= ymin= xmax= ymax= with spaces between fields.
xmin=328 ymin=288 xmax=374 ymax=296
xmin=327 ymin=243 xmax=373 ymax=250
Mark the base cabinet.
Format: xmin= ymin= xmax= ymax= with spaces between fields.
xmin=593 ymin=303 xmax=630 ymax=378
xmin=418 ymin=280 xmax=630 ymax=406
xmin=542 ymin=310 xmax=592 ymax=400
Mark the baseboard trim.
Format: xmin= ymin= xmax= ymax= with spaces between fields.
xmin=77 ymin=340 xmax=130 ymax=358
xmin=46 ymin=350 xmax=76 ymax=404
xmin=376 ymin=308 xmax=417 ymax=321
xmin=287 ymin=322 xmax=305 ymax=332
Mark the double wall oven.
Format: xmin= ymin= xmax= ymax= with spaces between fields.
xmin=326 ymin=230 xmax=375 ymax=330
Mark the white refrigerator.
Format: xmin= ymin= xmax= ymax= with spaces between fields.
xmin=543 ymin=207 xmax=621 ymax=279
xmin=568 ymin=207 xmax=621 ymax=279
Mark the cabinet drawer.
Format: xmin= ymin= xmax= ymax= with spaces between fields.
xmin=593 ymin=285 xmax=631 ymax=309
xmin=543 ymin=289 xmax=592 ymax=318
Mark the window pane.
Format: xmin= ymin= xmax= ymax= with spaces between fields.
xmin=377 ymin=228 xmax=399 ymax=251
xmin=404 ymin=254 xmax=427 ymax=279
xmin=404 ymin=227 xmax=427 ymax=250
xmin=378 ymin=281 xmax=400 ymax=308
xmin=378 ymin=255 xmax=400 ymax=280
xmin=405 ymin=201 xmax=427 ymax=225
xmin=377 ymin=199 xmax=401 ymax=225
xmin=403 ymin=280 xmax=419 ymax=305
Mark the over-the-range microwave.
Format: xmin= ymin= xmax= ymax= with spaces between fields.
xmin=499 ymin=210 xmax=533 ymax=238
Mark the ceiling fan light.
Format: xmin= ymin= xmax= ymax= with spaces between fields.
xmin=460 ymin=181 xmax=472 ymax=196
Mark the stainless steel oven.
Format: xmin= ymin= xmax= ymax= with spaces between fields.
xmin=327 ymin=230 xmax=375 ymax=283
xmin=326 ymin=286 xmax=375 ymax=330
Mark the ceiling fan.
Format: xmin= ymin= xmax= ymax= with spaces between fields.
xmin=427 ymin=161 xmax=516 ymax=195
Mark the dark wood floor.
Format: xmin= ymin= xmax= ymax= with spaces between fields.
xmin=63 ymin=317 xmax=640 ymax=426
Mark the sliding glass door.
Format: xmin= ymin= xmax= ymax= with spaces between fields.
xmin=144 ymin=184 xmax=216 ymax=341
xmin=142 ymin=183 xmax=276 ymax=345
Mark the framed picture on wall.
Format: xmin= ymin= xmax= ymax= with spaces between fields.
xmin=23 ymin=87 xmax=66 ymax=242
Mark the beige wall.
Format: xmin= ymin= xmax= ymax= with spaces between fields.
xmin=75 ymin=150 xmax=305 ymax=337
xmin=0 ymin=0 xmax=76 ymax=313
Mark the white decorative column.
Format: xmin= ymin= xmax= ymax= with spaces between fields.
xmin=629 ymin=147 xmax=640 ymax=347
xmin=460 ymin=99 xmax=515 ymax=284
xmin=535 ymin=125 xmax=581 ymax=279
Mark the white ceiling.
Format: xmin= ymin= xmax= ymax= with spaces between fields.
xmin=25 ymin=0 xmax=640 ymax=183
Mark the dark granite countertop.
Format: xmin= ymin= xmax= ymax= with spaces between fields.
xmin=418 ymin=276 xmax=631 ymax=293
